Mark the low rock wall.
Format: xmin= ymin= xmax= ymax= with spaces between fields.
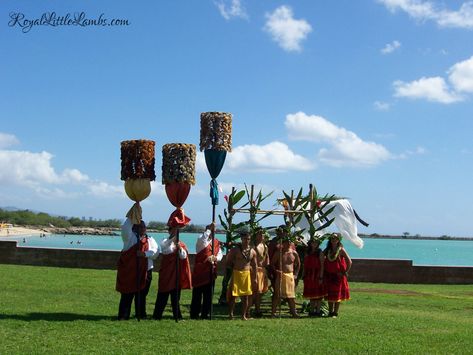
xmin=1 ymin=241 xmax=472 ymax=284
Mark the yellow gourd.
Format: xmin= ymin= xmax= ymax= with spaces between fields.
xmin=124 ymin=178 xmax=151 ymax=225
xmin=124 ymin=178 xmax=151 ymax=202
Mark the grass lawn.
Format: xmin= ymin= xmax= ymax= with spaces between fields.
xmin=1 ymin=264 xmax=472 ymax=354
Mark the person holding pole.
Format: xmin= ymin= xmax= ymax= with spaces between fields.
xmin=152 ymin=226 xmax=192 ymax=320
xmin=116 ymin=218 xmax=158 ymax=320
xmin=251 ymin=227 xmax=269 ymax=318
xmin=271 ymin=225 xmax=301 ymax=318
xmin=190 ymin=222 xmax=223 ymax=320
xmin=226 ymin=226 xmax=257 ymax=320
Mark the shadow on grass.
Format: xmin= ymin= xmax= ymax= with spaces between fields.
xmin=0 ymin=312 xmax=114 ymax=322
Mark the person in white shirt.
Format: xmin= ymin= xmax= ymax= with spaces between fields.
xmin=152 ymin=226 xmax=192 ymax=320
xmin=116 ymin=219 xmax=158 ymax=320
xmin=190 ymin=222 xmax=223 ymax=319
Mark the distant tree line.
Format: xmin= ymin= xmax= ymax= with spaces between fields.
xmin=0 ymin=209 xmax=121 ymax=228
xmin=146 ymin=221 xmax=205 ymax=233
xmin=0 ymin=209 xmax=206 ymax=232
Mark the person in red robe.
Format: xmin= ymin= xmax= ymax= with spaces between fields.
xmin=323 ymin=233 xmax=352 ymax=318
xmin=302 ymin=237 xmax=326 ymax=317
xmin=152 ymin=226 xmax=192 ymax=320
xmin=190 ymin=222 xmax=222 ymax=319
xmin=116 ymin=219 xmax=159 ymax=320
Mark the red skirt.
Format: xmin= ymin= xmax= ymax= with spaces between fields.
xmin=303 ymin=254 xmax=326 ymax=299
xmin=324 ymin=256 xmax=350 ymax=302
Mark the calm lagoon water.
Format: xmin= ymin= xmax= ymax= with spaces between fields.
xmin=3 ymin=233 xmax=473 ymax=267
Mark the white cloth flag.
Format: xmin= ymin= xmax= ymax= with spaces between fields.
xmin=297 ymin=199 xmax=364 ymax=249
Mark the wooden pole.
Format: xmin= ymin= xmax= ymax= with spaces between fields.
xmin=136 ymin=232 xmax=141 ymax=322
xmin=250 ymin=184 xmax=255 ymax=229
xmin=210 ymin=203 xmax=216 ymax=320
xmin=309 ymin=183 xmax=314 ymax=229
xmin=175 ymin=228 xmax=180 ymax=323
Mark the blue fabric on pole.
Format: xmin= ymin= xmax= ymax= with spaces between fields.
xmin=210 ymin=179 xmax=219 ymax=205
xmin=204 ymin=149 xmax=227 ymax=178
xmin=204 ymin=149 xmax=227 ymax=206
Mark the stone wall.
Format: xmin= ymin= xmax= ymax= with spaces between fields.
xmin=1 ymin=241 xmax=472 ymax=284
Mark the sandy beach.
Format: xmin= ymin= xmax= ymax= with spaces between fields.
xmin=0 ymin=226 xmax=48 ymax=237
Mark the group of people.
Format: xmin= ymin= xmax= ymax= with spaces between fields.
xmin=115 ymin=218 xmax=352 ymax=321
xmin=115 ymin=218 xmax=220 ymax=320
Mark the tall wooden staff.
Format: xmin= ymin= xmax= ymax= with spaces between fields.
xmin=120 ymin=139 xmax=155 ymax=321
xmin=162 ymin=143 xmax=196 ymax=322
xmin=200 ymin=112 xmax=232 ymax=320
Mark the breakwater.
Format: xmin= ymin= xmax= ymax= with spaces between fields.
xmin=0 ymin=240 xmax=471 ymax=285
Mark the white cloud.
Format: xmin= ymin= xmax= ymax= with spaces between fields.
xmin=398 ymin=146 xmax=428 ymax=159
xmin=149 ymin=181 xmax=166 ymax=197
xmin=381 ymin=40 xmax=401 ymax=54
xmin=215 ymin=0 xmax=248 ymax=20
xmin=217 ymin=181 xmax=278 ymax=195
xmin=373 ymin=101 xmax=391 ymax=111
xmin=0 ymin=149 xmax=100 ymax=189
xmin=87 ymin=181 xmax=124 ymax=198
xmin=285 ymin=112 xmax=392 ymax=167
xmin=393 ymin=56 xmax=473 ymax=104
xmin=448 ymin=55 xmax=473 ymax=93
xmin=436 ymin=2 xmax=473 ymax=28
xmin=393 ymin=76 xmax=462 ymax=103
xmin=61 ymin=169 xmax=90 ymax=184
xmin=264 ymin=5 xmax=312 ymax=52
xmin=378 ymin=0 xmax=473 ymax=29
xmin=0 ymin=150 xmax=62 ymax=186
xmin=0 ymin=136 xmax=124 ymax=199
xmin=227 ymin=141 xmax=315 ymax=172
xmin=196 ymin=152 xmax=208 ymax=173
xmin=33 ymin=186 xmax=79 ymax=200
xmin=0 ymin=133 xmax=20 ymax=149
xmin=197 ymin=142 xmax=314 ymax=173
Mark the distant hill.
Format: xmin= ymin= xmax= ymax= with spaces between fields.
xmin=2 ymin=206 xmax=22 ymax=212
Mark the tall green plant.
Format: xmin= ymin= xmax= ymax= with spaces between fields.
xmin=217 ymin=187 xmax=246 ymax=304
xmin=303 ymin=185 xmax=338 ymax=242
xmin=244 ymin=184 xmax=275 ymax=241
xmin=218 ymin=188 xmax=246 ymax=250
xmin=280 ymin=188 xmax=307 ymax=244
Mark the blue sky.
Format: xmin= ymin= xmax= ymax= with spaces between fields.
xmin=1 ymin=0 xmax=472 ymax=237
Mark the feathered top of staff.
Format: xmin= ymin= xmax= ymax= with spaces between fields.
xmin=120 ymin=139 xmax=156 ymax=225
xmin=162 ymin=143 xmax=196 ymax=185
xmin=200 ymin=112 xmax=232 ymax=152
xmin=120 ymin=140 xmax=156 ymax=181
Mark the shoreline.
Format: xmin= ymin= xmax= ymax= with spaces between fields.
xmin=1 ymin=225 xmax=472 ymax=240
xmin=360 ymin=234 xmax=473 ymax=241
xmin=0 ymin=226 xmax=47 ymax=237
xmin=0 ymin=225 xmax=117 ymax=237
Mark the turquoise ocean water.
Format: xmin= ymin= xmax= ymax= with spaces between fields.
xmin=2 ymin=233 xmax=473 ymax=267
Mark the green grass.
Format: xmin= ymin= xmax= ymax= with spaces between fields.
xmin=1 ymin=265 xmax=472 ymax=354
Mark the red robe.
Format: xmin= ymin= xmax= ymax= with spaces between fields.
xmin=158 ymin=241 xmax=192 ymax=293
xmin=303 ymin=252 xmax=326 ymax=299
xmin=192 ymin=239 xmax=220 ymax=288
xmin=116 ymin=238 xmax=149 ymax=293
xmin=324 ymin=253 xmax=350 ymax=302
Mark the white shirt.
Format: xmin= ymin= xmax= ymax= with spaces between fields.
xmin=121 ymin=218 xmax=159 ymax=270
xmin=160 ymin=237 xmax=187 ymax=259
xmin=195 ymin=229 xmax=223 ymax=262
